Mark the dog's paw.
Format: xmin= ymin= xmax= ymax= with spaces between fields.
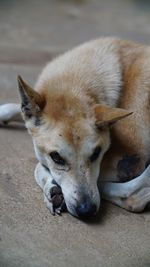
xmin=45 ymin=185 xmax=66 ymax=215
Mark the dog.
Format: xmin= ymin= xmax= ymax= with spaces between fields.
xmin=0 ymin=37 xmax=150 ymax=219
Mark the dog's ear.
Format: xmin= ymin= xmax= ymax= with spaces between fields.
xmin=17 ymin=75 xmax=46 ymax=120
xmin=94 ymin=105 xmax=133 ymax=129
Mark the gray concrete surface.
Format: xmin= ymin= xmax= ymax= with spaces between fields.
xmin=0 ymin=1 xmax=150 ymax=266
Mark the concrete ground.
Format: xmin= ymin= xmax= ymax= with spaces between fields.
xmin=0 ymin=0 xmax=150 ymax=266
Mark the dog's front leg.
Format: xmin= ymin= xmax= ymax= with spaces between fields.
xmin=0 ymin=103 xmax=22 ymax=123
xmin=100 ymin=165 xmax=150 ymax=212
xmin=35 ymin=163 xmax=66 ymax=215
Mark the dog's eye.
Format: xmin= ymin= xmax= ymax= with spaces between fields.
xmin=50 ymin=151 xmax=66 ymax=165
xmin=90 ymin=146 xmax=101 ymax=162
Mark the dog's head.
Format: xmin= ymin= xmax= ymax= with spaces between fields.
xmin=18 ymin=76 xmax=131 ymax=218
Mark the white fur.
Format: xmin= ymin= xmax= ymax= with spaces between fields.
xmin=33 ymin=122 xmax=102 ymax=216
xmin=101 ymin=165 xmax=150 ymax=212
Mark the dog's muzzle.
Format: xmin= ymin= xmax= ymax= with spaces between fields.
xmin=62 ymin=184 xmax=100 ymax=219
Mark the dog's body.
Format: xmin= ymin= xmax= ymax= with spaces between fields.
xmin=1 ymin=37 xmax=150 ymax=218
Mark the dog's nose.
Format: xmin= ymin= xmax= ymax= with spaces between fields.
xmin=76 ymin=202 xmax=97 ymax=219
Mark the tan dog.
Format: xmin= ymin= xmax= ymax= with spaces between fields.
xmin=1 ymin=37 xmax=150 ymax=219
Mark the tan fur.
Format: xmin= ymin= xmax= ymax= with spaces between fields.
xmin=94 ymin=105 xmax=132 ymax=127
xmin=109 ymin=41 xmax=150 ymax=165
xmin=20 ymin=37 xmax=150 ymax=181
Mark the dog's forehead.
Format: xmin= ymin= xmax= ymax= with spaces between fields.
xmin=63 ymin=121 xmax=97 ymax=148
xmin=34 ymin=118 xmax=99 ymax=154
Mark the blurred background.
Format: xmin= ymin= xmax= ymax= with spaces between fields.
xmin=1 ymin=0 xmax=150 ymax=101
xmin=1 ymin=0 xmax=150 ymax=100
xmin=1 ymin=0 xmax=150 ymax=49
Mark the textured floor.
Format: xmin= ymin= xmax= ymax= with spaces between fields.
xmin=0 ymin=1 xmax=150 ymax=266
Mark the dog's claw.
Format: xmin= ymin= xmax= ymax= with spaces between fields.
xmin=48 ymin=185 xmax=66 ymax=215
xmin=55 ymin=208 xmax=62 ymax=215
